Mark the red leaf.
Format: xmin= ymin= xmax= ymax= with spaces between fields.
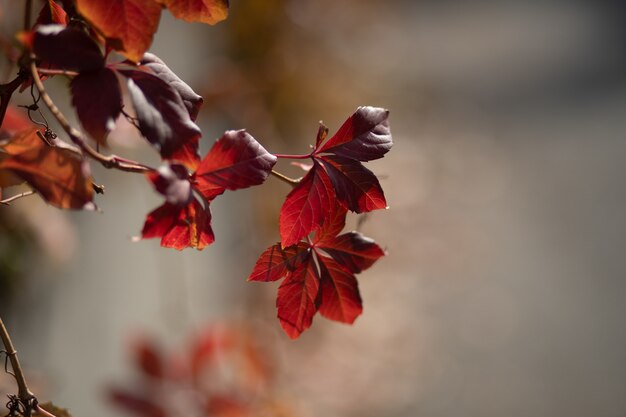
xmin=167 ymin=135 xmax=201 ymax=171
xmin=146 ymin=164 xmax=192 ymax=206
xmin=133 ymin=338 xmax=164 ymax=379
xmin=278 ymin=162 xmax=333 ymax=248
xmin=318 ymin=232 xmax=385 ymax=273
xmin=108 ymin=390 xmax=167 ymax=417
xmin=312 ymin=203 xmax=347 ymax=245
xmin=32 ymin=25 xmax=104 ymax=71
xmin=194 ymin=130 xmax=276 ymax=198
xmin=0 ymin=107 xmax=32 ymax=136
xmin=75 ymin=0 xmax=162 ymax=63
xmin=35 ymin=0 xmax=69 ymax=26
xmin=141 ymin=199 xmax=214 ymax=250
xmin=121 ymin=69 xmax=202 ymax=161
xmin=0 ymin=129 xmax=94 ymax=209
xmin=317 ymin=256 xmax=362 ymax=324
xmin=316 ymin=106 xmax=391 ymax=161
xmin=0 ymin=127 xmax=42 ymax=154
xmin=276 ymin=258 xmax=320 ymax=339
xmin=248 ymin=242 xmax=310 ymax=282
xmin=318 ymin=154 xmax=387 ymax=213
xmin=158 ymin=0 xmax=229 ymax=25
xmin=70 ymin=67 xmax=122 ymax=145
xmin=139 ymin=53 xmax=203 ymax=121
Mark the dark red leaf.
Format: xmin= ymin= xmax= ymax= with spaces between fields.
xmin=70 ymin=67 xmax=122 ymax=145
xmin=35 ymin=0 xmax=69 ymax=26
xmin=317 ymin=256 xmax=362 ymax=324
xmin=314 ymin=123 xmax=329 ymax=149
xmin=157 ymin=0 xmax=229 ymax=25
xmin=75 ymin=0 xmax=162 ymax=63
xmin=141 ymin=199 xmax=214 ymax=250
xmin=139 ymin=53 xmax=203 ymax=121
xmin=316 ymin=106 xmax=391 ymax=161
xmin=108 ymin=389 xmax=167 ymax=417
xmin=194 ymin=130 xmax=276 ymax=198
xmin=248 ymin=242 xmax=310 ymax=282
xmin=318 ymin=232 xmax=385 ymax=273
xmin=32 ymin=25 xmax=104 ymax=71
xmin=167 ymin=135 xmax=200 ymax=171
xmin=278 ymin=162 xmax=333 ymax=248
xmin=0 ymin=129 xmax=94 ymax=209
xmin=133 ymin=338 xmax=164 ymax=379
xmin=276 ymin=258 xmax=320 ymax=339
xmin=318 ymin=154 xmax=387 ymax=213
xmin=146 ymin=164 xmax=192 ymax=206
xmin=312 ymin=203 xmax=347 ymax=245
xmin=121 ymin=69 xmax=202 ymax=161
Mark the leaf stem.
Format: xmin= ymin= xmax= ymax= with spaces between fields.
xmin=0 ymin=190 xmax=35 ymax=205
xmin=273 ymin=153 xmax=311 ymax=160
xmin=0 ymin=316 xmax=34 ymax=402
xmin=271 ymin=170 xmax=300 ymax=186
xmin=29 ymin=60 xmax=153 ymax=174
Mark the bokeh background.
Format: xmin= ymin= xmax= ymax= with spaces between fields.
xmin=1 ymin=1 xmax=626 ymax=416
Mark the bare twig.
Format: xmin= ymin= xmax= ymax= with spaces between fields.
xmin=0 ymin=190 xmax=35 ymax=205
xmin=36 ymin=68 xmax=79 ymax=77
xmin=271 ymin=169 xmax=300 ymax=186
xmin=29 ymin=60 xmax=153 ymax=173
xmin=24 ymin=0 xmax=33 ymax=31
xmin=0 ymin=317 xmax=33 ymax=402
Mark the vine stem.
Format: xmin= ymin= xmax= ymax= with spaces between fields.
xmin=0 ymin=190 xmax=35 ymax=205
xmin=273 ymin=153 xmax=311 ymax=160
xmin=0 ymin=316 xmax=33 ymax=402
xmin=29 ymin=60 xmax=153 ymax=174
xmin=36 ymin=68 xmax=79 ymax=77
xmin=271 ymin=170 xmax=300 ymax=186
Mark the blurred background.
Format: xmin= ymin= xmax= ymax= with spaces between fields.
xmin=1 ymin=0 xmax=626 ymax=416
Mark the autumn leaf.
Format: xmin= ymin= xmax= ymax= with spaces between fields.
xmin=31 ymin=25 xmax=104 ymax=71
xmin=0 ymin=128 xmax=94 ymax=209
xmin=35 ymin=0 xmax=69 ymax=26
xmin=139 ymin=53 xmax=204 ymax=121
xmin=141 ymin=199 xmax=214 ymax=250
xmin=193 ymin=130 xmax=276 ymax=199
xmin=250 ymin=205 xmax=384 ymax=338
xmin=157 ymin=0 xmax=229 ymax=25
xmin=277 ymin=106 xmax=391 ymax=247
xmin=120 ymin=68 xmax=202 ymax=161
xmin=70 ymin=68 xmax=122 ymax=144
xmin=75 ymin=0 xmax=162 ymax=63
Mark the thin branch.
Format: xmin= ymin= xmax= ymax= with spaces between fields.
xmin=29 ymin=60 xmax=153 ymax=174
xmin=0 ymin=190 xmax=35 ymax=205
xmin=36 ymin=68 xmax=79 ymax=77
xmin=271 ymin=169 xmax=300 ymax=186
xmin=24 ymin=0 xmax=33 ymax=31
xmin=273 ymin=153 xmax=311 ymax=160
xmin=0 ymin=317 xmax=33 ymax=402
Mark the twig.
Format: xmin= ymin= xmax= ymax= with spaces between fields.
xmin=0 ymin=317 xmax=33 ymax=402
xmin=36 ymin=68 xmax=79 ymax=77
xmin=271 ymin=169 xmax=300 ymax=186
xmin=0 ymin=190 xmax=35 ymax=205
xmin=29 ymin=60 xmax=153 ymax=173
xmin=24 ymin=0 xmax=33 ymax=31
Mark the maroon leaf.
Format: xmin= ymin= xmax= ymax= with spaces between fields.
xmin=141 ymin=199 xmax=214 ymax=250
xmin=312 ymin=203 xmax=347 ymax=244
xmin=316 ymin=106 xmax=391 ymax=161
xmin=146 ymin=164 xmax=192 ymax=206
xmin=278 ymin=162 xmax=333 ymax=248
xmin=319 ymin=232 xmax=385 ymax=274
xmin=32 ymin=25 xmax=104 ymax=71
xmin=276 ymin=258 xmax=320 ymax=339
xmin=70 ymin=68 xmax=122 ymax=145
xmin=248 ymin=242 xmax=310 ymax=282
xmin=318 ymin=154 xmax=387 ymax=213
xmin=108 ymin=390 xmax=167 ymax=417
xmin=193 ymin=130 xmax=276 ymax=199
xmin=168 ymin=135 xmax=200 ymax=170
xmin=133 ymin=338 xmax=164 ymax=379
xmin=317 ymin=256 xmax=363 ymax=324
xmin=139 ymin=53 xmax=203 ymax=121
xmin=121 ymin=69 xmax=201 ymax=161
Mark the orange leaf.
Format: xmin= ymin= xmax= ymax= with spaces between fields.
xmin=158 ymin=0 xmax=228 ymax=25
xmin=75 ymin=0 xmax=162 ymax=62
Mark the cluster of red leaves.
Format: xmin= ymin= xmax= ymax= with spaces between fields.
xmin=1 ymin=0 xmax=393 ymax=339
xmin=110 ymin=325 xmax=294 ymax=417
